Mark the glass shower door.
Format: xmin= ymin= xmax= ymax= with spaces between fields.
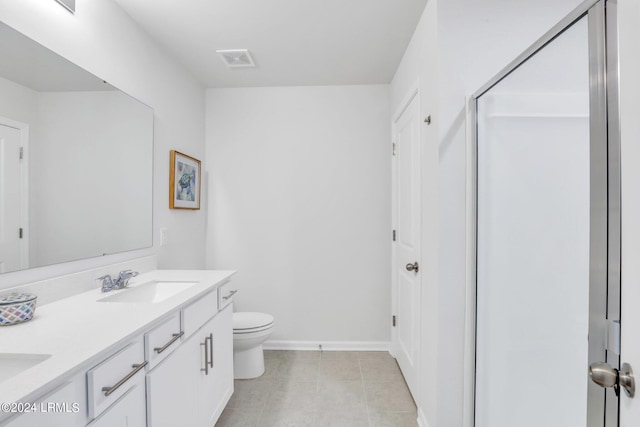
xmin=474 ymin=8 xmax=612 ymax=426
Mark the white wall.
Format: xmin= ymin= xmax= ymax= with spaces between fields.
xmin=206 ymin=85 xmax=391 ymax=345
xmin=0 ymin=0 xmax=206 ymax=289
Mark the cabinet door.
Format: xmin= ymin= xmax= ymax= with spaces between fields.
xmin=146 ymin=339 xmax=198 ymax=427
xmin=198 ymin=304 xmax=234 ymax=427
xmin=2 ymin=379 xmax=85 ymax=427
xmin=88 ymin=383 xmax=145 ymax=427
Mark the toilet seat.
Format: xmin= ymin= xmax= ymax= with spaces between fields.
xmin=233 ymin=312 xmax=274 ymax=334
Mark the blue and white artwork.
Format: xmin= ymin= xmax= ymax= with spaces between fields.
xmin=171 ymin=150 xmax=200 ymax=209
xmin=176 ymin=161 xmax=197 ymax=202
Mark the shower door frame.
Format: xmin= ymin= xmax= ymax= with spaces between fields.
xmin=464 ymin=0 xmax=621 ymax=426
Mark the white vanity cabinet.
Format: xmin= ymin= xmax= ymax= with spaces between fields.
xmin=86 ymin=338 xmax=145 ymax=420
xmin=87 ymin=384 xmax=146 ymax=427
xmin=144 ymin=312 xmax=182 ymax=370
xmin=86 ymin=338 xmax=146 ymax=426
xmin=2 ymin=375 xmax=86 ymax=427
xmin=146 ymin=291 xmax=233 ymax=427
xmin=0 ymin=271 xmax=236 ymax=427
xmin=197 ymin=304 xmax=233 ymax=426
xmin=145 ymin=333 xmax=198 ymax=427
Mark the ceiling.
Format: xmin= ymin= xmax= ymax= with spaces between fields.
xmin=112 ymin=0 xmax=428 ymax=88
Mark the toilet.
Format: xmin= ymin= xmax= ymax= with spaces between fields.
xmin=232 ymin=312 xmax=275 ymax=379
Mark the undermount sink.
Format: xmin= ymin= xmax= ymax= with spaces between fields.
xmin=0 ymin=354 xmax=51 ymax=383
xmin=97 ymin=281 xmax=197 ymax=304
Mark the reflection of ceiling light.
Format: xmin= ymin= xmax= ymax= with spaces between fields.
xmin=216 ymin=49 xmax=256 ymax=68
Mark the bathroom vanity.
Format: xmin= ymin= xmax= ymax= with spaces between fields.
xmin=0 ymin=270 xmax=235 ymax=427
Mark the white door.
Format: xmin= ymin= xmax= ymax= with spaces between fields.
xmin=0 ymin=123 xmax=24 ymax=273
xmin=392 ymin=89 xmax=421 ymax=398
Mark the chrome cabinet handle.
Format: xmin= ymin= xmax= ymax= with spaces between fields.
xmin=223 ymin=290 xmax=237 ymax=301
xmin=154 ymin=332 xmax=184 ymax=354
xmin=201 ymin=336 xmax=211 ymax=375
xmin=208 ymin=333 xmax=213 ymax=368
xmin=101 ymin=361 xmax=148 ymax=396
xmin=405 ymin=262 xmax=419 ymax=273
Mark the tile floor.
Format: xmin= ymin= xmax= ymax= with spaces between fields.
xmin=216 ymin=350 xmax=418 ymax=427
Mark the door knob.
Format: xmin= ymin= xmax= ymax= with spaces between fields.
xmin=405 ymin=262 xmax=419 ymax=273
xmin=589 ymin=361 xmax=635 ymax=398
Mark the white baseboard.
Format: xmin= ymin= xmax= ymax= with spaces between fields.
xmin=417 ymin=407 xmax=430 ymax=427
xmin=263 ymin=340 xmax=390 ymax=352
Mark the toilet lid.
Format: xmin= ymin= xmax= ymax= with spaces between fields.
xmin=233 ymin=312 xmax=274 ymax=331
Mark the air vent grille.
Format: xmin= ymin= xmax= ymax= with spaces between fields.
xmin=216 ymin=49 xmax=255 ymax=68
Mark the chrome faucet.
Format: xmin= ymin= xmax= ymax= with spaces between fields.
xmin=115 ymin=270 xmax=138 ymax=289
xmin=97 ymin=275 xmax=115 ymax=292
xmin=97 ymin=270 xmax=139 ymax=292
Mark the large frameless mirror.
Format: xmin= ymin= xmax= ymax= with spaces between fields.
xmin=0 ymin=22 xmax=153 ymax=275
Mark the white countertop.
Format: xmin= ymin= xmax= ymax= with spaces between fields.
xmin=0 ymin=269 xmax=235 ymax=412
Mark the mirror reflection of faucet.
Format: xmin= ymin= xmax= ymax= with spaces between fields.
xmin=97 ymin=270 xmax=139 ymax=292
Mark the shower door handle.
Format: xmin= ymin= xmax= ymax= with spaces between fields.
xmin=589 ymin=361 xmax=635 ymax=398
xmin=405 ymin=262 xmax=419 ymax=273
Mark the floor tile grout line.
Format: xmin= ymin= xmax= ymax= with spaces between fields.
xmin=256 ymin=360 xmax=273 ymax=424
xmin=314 ymin=351 xmax=321 ymax=427
xmin=316 ymin=350 xmax=322 ymax=393
xmin=358 ymin=352 xmax=374 ymax=427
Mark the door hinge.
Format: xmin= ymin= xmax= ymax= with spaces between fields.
xmin=19 ymin=228 xmax=23 ymax=239
xmin=607 ymin=319 xmax=621 ymax=355
xmin=392 ymin=230 xmax=396 ymax=241
xmin=19 ymin=147 xmax=24 ymax=160
xmin=392 ymin=315 xmax=397 ymax=327
xmin=392 ymin=142 xmax=396 ymax=156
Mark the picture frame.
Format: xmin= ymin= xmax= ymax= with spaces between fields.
xmin=169 ymin=150 xmax=201 ymax=209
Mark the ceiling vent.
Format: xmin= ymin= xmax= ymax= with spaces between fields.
xmin=216 ymin=49 xmax=255 ymax=68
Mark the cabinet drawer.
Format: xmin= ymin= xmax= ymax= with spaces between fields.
xmin=182 ymin=289 xmax=218 ymax=339
xmin=87 ymin=338 xmax=145 ymax=420
xmin=217 ymin=281 xmax=236 ymax=311
xmin=145 ymin=313 xmax=182 ymax=370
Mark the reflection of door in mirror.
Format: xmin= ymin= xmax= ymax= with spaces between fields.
xmin=0 ymin=120 xmax=27 ymax=273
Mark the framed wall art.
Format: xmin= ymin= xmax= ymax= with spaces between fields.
xmin=169 ymin=150 xmax=201 ymax=209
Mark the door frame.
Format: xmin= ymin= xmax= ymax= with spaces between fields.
xmin=0 ymin=116 xmax=29 ymax=271
xmin=462 ymin=0 xmax=620 ymax=425
xmin=390 ymin=80 xmax=421 ymax=396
